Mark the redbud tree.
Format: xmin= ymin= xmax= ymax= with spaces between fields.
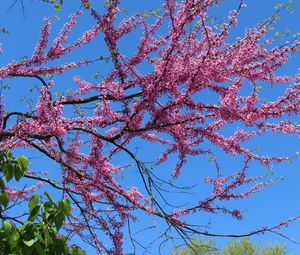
xmin=1 ymin=0 xmax=300 ymax=254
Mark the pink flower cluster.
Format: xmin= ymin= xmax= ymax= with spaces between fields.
xmin=1 ymin=0 xmax=300 ymax=253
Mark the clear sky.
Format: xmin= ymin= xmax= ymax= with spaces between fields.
xmin=1 ymin=0 xmax=300 ymax=254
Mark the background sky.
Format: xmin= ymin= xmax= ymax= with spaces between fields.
xmin=1 ymin=0 xmax=300 ymax=254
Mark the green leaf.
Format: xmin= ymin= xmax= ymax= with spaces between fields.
xmin=71 ymin=246 xmax=87 ymax=255
xmin=17 ymin=156 xmax=28 ymax=172
xmin=12 ymin=230 xmax=20 ymax=242
xmin=18 ymin=221 xmax=32 ymax=233
xmin=54 ymin=211 xmax=65 ymax=231
xmin=0 ymin=192 xmax=9 ymax=207
xmin=29 ymin=195 xmax=39 ymax=213
xmin=34 ymin=232 xmax=45 ymax=246
xmin=23 ymin=243 xmax=34 ymax=255
xmin=14 ymin=166 xmax=23 ymax=181
xmin=0 ymin=178 xmax=5 ymax=191
xmin=23 ymin=239 xmax=35 ymax=247
xmin=59 ymin=199 xmax=71 ymax=215
xmin=28 ymin=205 xmax=41 ymax=222
xmin=3 ymin=163 xmax=13 ymax=182
xmin=54 ymin=4 xmax=61 ymax=11
xmin=44 ymin=192 xmax=54 ymax=205
xmin=5 ymin=149 xmax=12 ymax=160
xmin=2 ymin=221 xmax=14 ymax=234
xmin=43 ymin=207 xmax=57 ymax=224
xmin=44 ymin=228 xmax=53 ymax=248
xmin=35 ymin=243 xmax=46 ymax=255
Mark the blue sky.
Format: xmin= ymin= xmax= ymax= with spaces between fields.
xmin=1 ymin=0 xmax=300 ymax=254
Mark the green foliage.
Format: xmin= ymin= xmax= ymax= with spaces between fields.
xmin=41 ymin=0 xmax=64 ymax=11
xmin=220 ymin=238 xmax=286 ymax=255
xmin=0 ymin=150 xmax=86 ymax=255
xmin=172 ymin=238 xmax=217 ymax=255
xmin=0 ymin=149 xmax=27 ymax=210
xmin=172 ymin=238 xmax=286 ymax=255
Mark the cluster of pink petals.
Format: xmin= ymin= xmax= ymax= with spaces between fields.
xmin=6 ymin=182 xmax=43 ymax=201
xmin=1 ymin=0 xmax=300 ymax=253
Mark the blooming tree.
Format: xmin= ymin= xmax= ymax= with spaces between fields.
xmin=1 ymin=0 xmax=300 ymax=254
